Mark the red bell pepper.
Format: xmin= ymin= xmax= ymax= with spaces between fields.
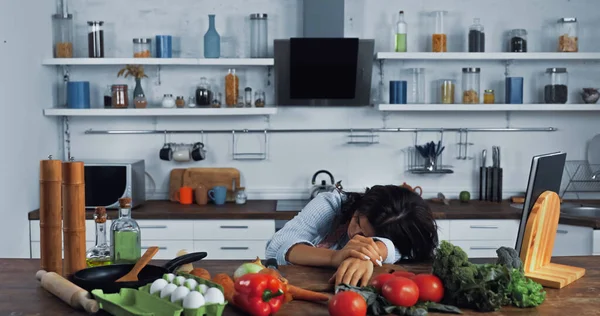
xmin=233 ymin=273 xmax=286 ymax=316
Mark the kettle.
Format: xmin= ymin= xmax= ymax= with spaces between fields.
xmin=309 ymin=170 xmax=343 ymax=199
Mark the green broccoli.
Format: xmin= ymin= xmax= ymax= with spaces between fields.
xmin=496 ymin=247 xmax=523 ymax=271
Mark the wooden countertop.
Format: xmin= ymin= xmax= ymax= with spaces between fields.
xmin=27 ymin=199 xmax=600 ymax=229
xmin=3 ymin=257 xmax=599 ymax=316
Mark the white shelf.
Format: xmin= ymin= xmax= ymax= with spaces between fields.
xmin=377 ymin=104 xmax=600 ymax=112
xmin=375 ymin=52 xmax=600 ymax=61
xmin=43 ymin=107 xmax=278 ymax=117
xmin=42 ymin=58 xmax=274 ymax=66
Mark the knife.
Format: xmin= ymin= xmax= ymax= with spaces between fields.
xmin=479 ymin=149 xmax=486 ymax=201
xmin=497 ymin=147 xmax=503 ymax=203
xmin=491 ymin=147 xmax=499 ymax=202
xmin=486 ymin=149 xmax=494 ymax=201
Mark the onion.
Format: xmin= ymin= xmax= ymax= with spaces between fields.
xmin=233 ymin=263 xmax=264 ymax=280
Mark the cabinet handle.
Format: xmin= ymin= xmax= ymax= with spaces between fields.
xmin=142 ymin=246 xmax=167 ymax=250
xmin=220 ymin=226 xmax=249 ymax=229
xmin=220 ymin=247 xmax=250 ymax=250
xmin=140 ymin=225 xmax=168 ymax=229
xmin=469 ymin=225 xmax=499 ymax=229
xmin=470 ymin=247 xmax=497 ymax=250
xmin=557 ymin=230 xmax=569 ymax=234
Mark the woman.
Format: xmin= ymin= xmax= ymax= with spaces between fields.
xmin=265 ymin=185 xmax=439 ymax=287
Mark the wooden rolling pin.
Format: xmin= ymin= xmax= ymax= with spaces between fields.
xmin=39 ymin=157 xmax=63 ymax=274
xmin=62 ymin=160 xmax=87 ymax=277
xmin=36 ymin=270 xmax=99 ymax=314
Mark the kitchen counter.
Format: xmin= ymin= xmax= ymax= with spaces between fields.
xmin=28 ymin=199 xmax=600 ymax=229
xmin=3 ymin=257 xmax=599 ymax=316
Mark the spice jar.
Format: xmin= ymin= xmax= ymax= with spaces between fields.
xmin=134 ymin=95 xmax=147 ymax=108
xmin=175 ymin=96 xmax=186 ymax=108
xmin=483 ymin=90 xmax=495 ymax=104
xmin=244 ymin=87 xmax=253 ymax=107
xmin=111 ymin=85 xmax=129 ymax=108
xmin=188 ymin=96 xmax=196 ymax=108
xmin=431 ymin=11 xmax=448 ymax=52
xmin=236 ymin=95 xmax=245 ymax=108
xmin=544 ymin=68 xmax=568 ymax=104
xmin=52 ymin=0 xmax=74 ymax=58
xmin=225 ymin=68 xmax=239 ymax=107
xmin=133 ymin=38 xmax=152 ymax=58
xmin=462 ymin=68 xmax=480 ymax=104
xmin=212 ymin=92 xmax=222 ymax=108
xmin=162 ymin=94 xmax=176 ymax=108
xmin=557 ymin=18 xmax=578 ymax=52
xmin=468 ymin=18 xmax=485 ymax=52
xmin=195 ymin=77 xmax=212 ymax=106
xmin=235 ymin=188 xmax=248 ymax=205
xmin=254 ymin=90 xmax=266 ymax=107
xmin=508 ymin=29 xmax=527 ymax=52
xmin=87 ymin=21 xmax=104 ymax=58
xmin=440 ymin=79 xmax=455 ymax=104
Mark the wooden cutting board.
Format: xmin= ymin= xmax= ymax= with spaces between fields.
xmin=169 ymin=168 xmax=187 ymax=202
xmin=182 ymin=168 xmax=241 ymax=201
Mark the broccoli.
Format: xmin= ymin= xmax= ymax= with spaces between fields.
xmin=496 ymin=246 xmax=523 ymax=271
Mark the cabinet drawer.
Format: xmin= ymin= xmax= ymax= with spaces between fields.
xmin=194 ymin=220 xmax=275 ymax=240
xmin=593 ymin=230 xmax=600 ymax=255
xmin=142 ymin=241 xmax=195 ymax=259
xmin=30 ymin=220 xmax=111 ymax=242
xmin=194 ymin=240 xmax=268 ymax=260
xmin=31 ymin=241 xmax=95 ymax=259
xmin=436 ymin=220 xmax=450 ymax=241
xmin=449 ymin=220 xmax=519 ymax=241
xmin=137 ymin=220 xmax=194 ymax=240
xmin=552 ymin=224 xmax=593 ymax=257
xmin=452 ymin=240 xmax=515 ymax=258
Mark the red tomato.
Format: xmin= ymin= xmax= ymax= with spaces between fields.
xmin=369 ymin=273 xmax=396 ymax=292
xmin=392 ymin=271 xmax=416 ymax=278
xmin=328 ymin=291 xmax=367 ymax=316
xmin=381 ymin=277 xmax=419 ymax=307
xmin=411 ymin=274 xmax=445 ymax=303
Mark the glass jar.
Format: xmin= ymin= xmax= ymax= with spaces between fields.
xmin=212 ymin=92 xmax=222 ymax=108
xmin=544 ymin=68 xmax=568 ymax=104
xmin=431 ymin=11 xmax=448 ymax=52
xmin=225 ymin=69 xmax=239 ymax=107
xmin=110 ymin=198 xmax=141 ymax=264
xmin=236 ymin=95 xmax=245 ymax=108
xmin=188 ymin=96 xmax=196 ymax=108
xmin=508 ymin=29 xmax=527 ymax=52
xmin=462 ymin=68 xmax=481 ymax=104
xmin=483 ymin=90 xmax=495 ymax=104
xmin=250 ymin=14 xmax=268 ymax=58
xmin=235 ymin=188 xmax=248 ymax=205
xmin=162 ymin=94 xmax=176 ymax=108
xmin=244 ymin=87 xmax=253 ymax=107
xmin=410 ymin=68 xmax=426 ymax=104
xmin=133 ymin=38 xmax=152 ymax=58
xmin=111 ymin=84 xmax=129 ymax=108
xmin=254 ymin=90 xmax=266 ymax=107
xmin=440 ymin=79 xmax=455 ymax=104
xmin=557 ymin=18 xmax=578 ymax=52
xmin=52 ymin=5 xmax=74 ymax=58
xmin=195 ymin=77 xmax=212 ymax=106
xmin=103 ymin=85 xmax=112 ymax=108
xmin=133 ymin=94 xmax=147 ymax=108
xmin=87 ymin=21 xmax=104 ymax=58
xmin=176 ymin=96 xmax=186 ymax=108
xmin=468 ymin=18 xmax=485 ymax=52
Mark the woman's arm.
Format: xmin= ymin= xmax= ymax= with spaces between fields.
xmin=372 ymin=237 xmax=402 ymax=264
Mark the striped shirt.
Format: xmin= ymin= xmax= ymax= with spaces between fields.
xmin=265 ymin=191 xmax=402 ymax=265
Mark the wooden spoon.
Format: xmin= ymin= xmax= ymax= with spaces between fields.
xmin=115 ymin=246 xmax=159 ymax=282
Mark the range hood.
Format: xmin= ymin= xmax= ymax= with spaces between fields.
xmin=274 ymin=0 xmax=374 ymax=106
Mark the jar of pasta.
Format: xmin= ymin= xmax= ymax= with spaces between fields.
xmin=557 ymin=18 xmax=578 ymax=52
xmin=225 ymin=68 xmax=239 ymax=107
xmin=462 ymin=68 xmax=480 ymax=104
xmin=440 ymin=79 xmax=455 ymax=104
xmin=133 ymin=38 xmax=152 ymax=58
xmin=431 ymin=11 xmax=448 ymax=52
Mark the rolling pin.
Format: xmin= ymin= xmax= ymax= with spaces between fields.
xmin=36 ymin=270 xmax=99 ymax=314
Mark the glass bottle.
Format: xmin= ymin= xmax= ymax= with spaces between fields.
xmin=544 ymin=68 xmax=568 ymax=104
xmin=431 ymin=11 xmax=447 ymax=52
xmin=133 ymin=38 xmax=152 ymax=58
xmin=87 ymin=21 xmax=104 ymax=58
xmin=395 ymin=11 xmax=407 ymax=52
xmin=111 ymin=84 xmax=129 ymax=108
xmin=244 ymin=87 xmax=253 ymax=107
xmin=175 ymin=96 xmax=186 ymax=108
xmin=468 ymin=18 xmax=485 ymax=52
xmin=52 ymin=0 xmax=74 ymax=58
xmin=483 ymin=90 xmax=495 ymax=104
xmin=254 ymin=90 xmax=266 ymax=107
xmin=440 ymin=79 xmax=455 ymax=104
xmin=212 ymin=92 xmax=222 ymax=108
xmin=557 ymin=18 xmax=578 ymax=52
xmin=250 ymin=14 xmax=268 ymax=58
xmin=86 ymin=207 xmax=111 ymax=267
xmin=195 ymin=77 xmax=212 ymax=106
xmin=236 ymin=95 xmax=245 ymax=108
xmin=225 ymin=69 xmax=239 ymax=107
xmin=204 ymin=14 xmax=221 ymax=58
xmin=508 ymin=29 xmax=527 ymax=52
xmin=410 ymin=68 xmax=426 ymax=104
xmin=462 ymin=68 xmax=481 ymax=104
xmin=110 ymin=197 xmax=141 ymax=264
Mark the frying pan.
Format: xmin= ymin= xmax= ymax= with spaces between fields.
xmin=71 ymin=252 xmax=207 ymax=293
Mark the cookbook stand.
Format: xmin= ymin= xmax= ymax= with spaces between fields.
xmin=519 ymin=191 xmax=586 ymax=289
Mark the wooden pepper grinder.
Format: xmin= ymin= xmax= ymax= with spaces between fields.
xmin=39 ymin=156 xmax=63 ymax=274
xmin=62 ymin=159 xmax=86 ymax=277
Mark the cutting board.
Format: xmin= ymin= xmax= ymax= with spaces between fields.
xmin=182 ymin=168 xmax=241 ymax=202
xmin=169 ymin=168 xmax=187 ymax=202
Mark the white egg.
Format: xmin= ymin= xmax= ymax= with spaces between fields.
xmin=184 ymin=278 xmax=198 ymax=290
xmin=183 ymin=291 xmax=206 ymax=309
xmin=197 ymin=284 xmax=209 ymax=294
xmin=150 ymin=278 xmax=169 ymax=295
xmin=174 ymin=276 xmax=187 ymax=286
xmin=163 ymin=273 xmax=176 ymax=283
xmin=204 ymin=287 xmax=225 ymax=305
xmin=160 ymin=283 xmax=178 ymax=299
xmin=170 ymin=286 xmax=191 ymax=303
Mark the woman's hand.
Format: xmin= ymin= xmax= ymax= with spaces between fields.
xmin=329 ymin=257 xmax=374 ymax=287
xmin=330 ymin=235 xmax=383 ymax=267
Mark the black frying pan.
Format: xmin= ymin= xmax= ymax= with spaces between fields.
xmin=71 ymin=252 xmax=207 ymax=293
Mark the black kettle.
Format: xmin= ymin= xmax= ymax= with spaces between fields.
xmin=309 ymin=170 xmax=343 ymax=199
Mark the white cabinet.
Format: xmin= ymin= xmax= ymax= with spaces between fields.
xmin=594 ymin=230 xmax=600 ymax=255
xmin=31 ymin=241 xmax=95 ymax=258
xmin=451 ymin=240 xmax=516 ymax=259
xmin=436 ymin=220 xmax=450 ymax=241
xmin=449 ymin=220 xmax=519 ymax=241
xmin=194 ymin=240 xmax=269 ymax=260
xmin=552 ymin=224 xmax=593 ymax=257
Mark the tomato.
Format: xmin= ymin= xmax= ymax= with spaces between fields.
xmin=328 ymin=291 xmax=367 ymax=316
xmin=381 ymin=277 xmax=419 ymax=307
xmin=411 ymin=274 xmax=445 ymax=303
xmin=369 ymin=273 xmax=396 ymax=292
xmin=392 ymin=271 xmax=416 ymax=279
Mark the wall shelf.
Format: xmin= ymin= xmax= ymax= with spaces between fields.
xmin=375 ymin=52 xmax=600 ymax=61
xmin=42 ymin=58 xmax=274 ymax=66
xmin=377 ymin=104 xmax=600 ymax=112
xmin=43 ymin=107 xmax=278 ymax=117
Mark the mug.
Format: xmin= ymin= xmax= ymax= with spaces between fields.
xmin=176 ymin=186 xmax=193 ymax=204
xmin=208 ymin=186 xmax=227 ymax=205
xmin=191 ymin=142 xmax=206 ymax=161
xmin=67 ymin=81 xmax=91 ymax=109
xmin=159 ymin=144 xmax=173 ymax=161
xmin=173 ymin=146 xmax=191 ymax=162
xmin=195 ymin=184 xmax=208 ymax=205
xmin=400 ymin=182 xmax=423 ymax=196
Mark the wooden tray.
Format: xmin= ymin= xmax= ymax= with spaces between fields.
xmin=182 ymin=168 xmax=241 ymax=202
xmin=169 ymin=169 xmax=187 ymax=202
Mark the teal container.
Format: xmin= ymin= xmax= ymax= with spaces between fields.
xmin=204 ymin=15 xmax=220 ymax=58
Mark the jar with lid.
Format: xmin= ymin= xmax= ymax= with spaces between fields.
xmin=111 ymin=85 xmax=129 ymax=108
xmin=557 ymin=18 xmax=578 ymax=52
xmin=225 ymin=69 xmax=239 ymax=107
xmin=431 ymin=11 xmax=448 ymax=52
xmin=52 ymin=0 xmax=74 ymax=58
xmin=133 ymin=38 xmax=152 ymax=58
xmin=236 ymin=95 xmax=245 ymax=108
xmin=195 ymin=77 xmax=212 ymax=106
xmin=134 ymin=94 xmax=147 ymax=108
xmin=544 ymin=68 xmax=568 ymax=104
xmin=508 ymin=29 xmax=527 ymax=52
xmin=439 ymin=79 xmax=455 ymax=104
xmin=104 ymin=85 xmax=112 ymax=108
xmin=175 ymin=96 xmax=186 ymax=108
xmin=87 ymin=21 xmax=104 ymax=58
xmin=162 ymin=94 xmax=176 ymax=108
xmin=235 ymin=188 xmax=248 ymax=205
xmin=212 ymin=92 xmax=222 ymax=108
xmin=254 ymin=90 xmax=266 ymax=107
xmin=250 ymin=14 xmax=268 ymax=58
xmin=468 ymin=18 xmax=485 ymax=52
xmin=244 ymin=87 xmax=253 ymax=107
xmin=462 ymin=68 xmax=481 ymax=104
xmin=483 ymin=90 xmax=495 ymax=104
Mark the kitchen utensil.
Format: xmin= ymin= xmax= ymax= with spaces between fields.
xmin=497 ymin=146 xmax=503 ymax=203
xmin=209 ymin=186 xmax=227 ymax=205
xmin=309 ymin=170 xmax=343 ymax=199
xmin=62 ymin=161 xmax=87 ymax=277
xmin=175 ymin=186 xmax=193 ymax=205
xmin=36 ymin=270 xmax=100 ymax=314
xmin=437 ymin=192 xmax=450 ymax=205
xmin=71 ymin=252 xmax=207 ymax=293
xmin=195 ymin=184 xmax=208 ymax=205
xmin=479 ymin=149 xmax=486 ymax=201
xmin=168 ymin=168 xmax=186 ymax=202
xmin=115 ymin=246 xmax=159 ymax=282
xmin=182 ymin=168 xmax=241 ymax=201
xmin=39 ymin=157 xmax=63 ymax=274
xmin=400 ymin=182 xmax=423 ymax=196
xmin=491 ymin=146 xmax=499 ymax=201
xmin=587 ymin=134 xmax=600 ymax=167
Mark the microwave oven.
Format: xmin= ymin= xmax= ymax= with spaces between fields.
xmin=82 ymin=159 xmax=146 ymax=209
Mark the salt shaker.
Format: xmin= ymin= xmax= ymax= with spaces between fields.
xmin=235 ymin=188 xmax=247 ymax=204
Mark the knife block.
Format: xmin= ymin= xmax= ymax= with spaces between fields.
xmin=519 ymin=191 xmax=585 ymax=289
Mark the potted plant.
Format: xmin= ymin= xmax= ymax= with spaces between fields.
xmin=117 ymin=65 xmax=148 ymax=108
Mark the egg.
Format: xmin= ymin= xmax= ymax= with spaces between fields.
xmin=204 ymin=287 xmax=225 ymax=305
xmin=160 ymin=283 xmax=178 ymax=299
xmin=183 ymin=291 xmax=205 ymax=309
xmin=170 ymin=286 xmax=191 ymax=303
xmin=163 ymin=273 xmax=176 ymax=283
xmin=184 ymin=278 xmax=198 ymax=290
xmin=174 ymin=276 xmax=187 ymax=286
xmin=197 ymin=284 xmax=209 ymax=294
xmin=150 ymin=278 xmax=169 ymax=295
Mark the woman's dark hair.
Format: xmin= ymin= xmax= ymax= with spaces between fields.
xmin=340 ymin=185 xmax=438 ymax=262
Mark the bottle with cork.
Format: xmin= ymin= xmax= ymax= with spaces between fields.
xmin=85 ymin=207 xmax=111 ymax=267
xmin=110 ymin=194 xmax=141 ymax=264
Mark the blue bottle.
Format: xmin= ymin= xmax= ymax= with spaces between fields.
xmin=204 ymin=14 xmax=220 ymax=58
